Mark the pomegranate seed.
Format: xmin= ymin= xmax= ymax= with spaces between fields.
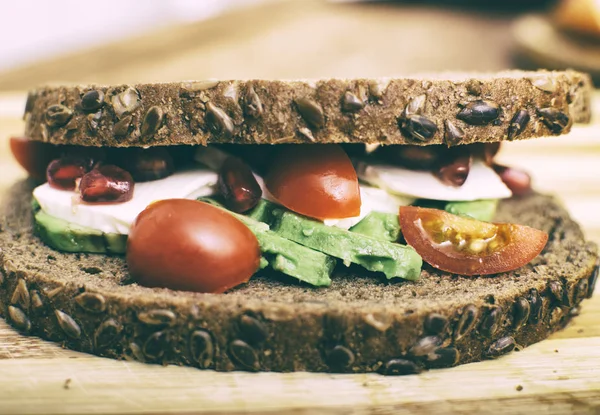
xmin=115 ymin=147 xmax=174 ymax=182
xmin=493 ymin=164 xmax=532 ymax=196
xmin=60 ymin=146 xmax=106 ymax=169
xmin=218 ymin=156 xmax=262 ymax=212
xmin=435 ymin=146 xmax=472 ymax=187
xmin=216 ymin=144 xmax=275 ymax=175
xmin=46 ymin=156 xmax=93 ymax=190
xmin=168 ymin=145 xmax=196 ymax=168
xmin=378 ymin=145 xmax=445 ymax=170
xmin=472 ymin=142 xmax=501 ymax=165
xmin=340 ymin=144 xmax=367 ymax=158
xmin=79 ymin=165 xmax=134 ymax=203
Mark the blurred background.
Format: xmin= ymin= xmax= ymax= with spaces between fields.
xmin=0 ymin=0 xmax=599 ymax=242
xmin=2 ymin=0 xmax=600 ymax=92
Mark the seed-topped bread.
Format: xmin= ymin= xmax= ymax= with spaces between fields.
xmin=24 ymin=70 xmax=592 ymax=148
xmin=0 ymin=180 xmax=597 ymax=374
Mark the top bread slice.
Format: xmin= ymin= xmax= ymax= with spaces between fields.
xmin=24 ymin=70 xmax=592 ymax=147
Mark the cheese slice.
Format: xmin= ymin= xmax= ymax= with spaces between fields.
xmin=33 ymin=168 xmax=218 ymax=235
xmin=324 ymin=185 xmax=414 ymax=229
xmin=356 ymin=159 xmax=512 ymax=201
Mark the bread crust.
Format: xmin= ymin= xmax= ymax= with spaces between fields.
xmin=0 ymin=180 xmax=597 ymax=374
xmin=23 ymin=70 xmax=592 ymax=147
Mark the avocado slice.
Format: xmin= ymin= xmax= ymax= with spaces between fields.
xmin=251 ymin=228 xmax=335 ymax=286
xmin=247 ymin=200 xmax=421 ymax=281
xmin=200 ymin=198 xmax=335 ymax=287
xmin=35 ymin=209 xmax=127 ymax=254
xmin=246 ymin=198 xmax=276 ymax=224
xmin=349 ymin=211 xmax=401 ymax=242
xmin=444 ymin=199 xmax=498 ymax=222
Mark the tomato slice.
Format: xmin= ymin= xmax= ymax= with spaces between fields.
xmin=10 ymin=136 xmax=58 ymax=181
xmin=265 ymin=144 xmax=361 ymax=220
xmin=399 ymin=206 xmax=548 ymax=275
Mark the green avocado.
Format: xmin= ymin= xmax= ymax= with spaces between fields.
xmin=251 ymin=227 xmax=335 ymax=286
xmin=246 ymin=199 xmax=276 ymax=224
xmin=200 ymin=198 xmax=335 ymax=287
xmin=349 ymin=211 xmax=401 ymax=242
xmin=34 ymin=209 xmax=127 ymax=254
xmin=247 ymin=200 xmax=422 ymax=281
xmin=444 ymin=199 xmax=498 ymax=222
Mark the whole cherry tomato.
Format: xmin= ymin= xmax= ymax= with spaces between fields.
xmin=399 ymin=206 xmax=548 ymax=275
xmin=127 ymin=199 xmax=261 ymax=293
xmin=265 ymin=144 xmax=361 ymax=220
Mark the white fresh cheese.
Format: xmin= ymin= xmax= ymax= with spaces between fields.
xmin=356 ymin=159 xmax=512 ymax=201
xmin=33 ymin=168 xmax=218 ymax=235
xmin=323 ymin=185 xmax=414 ymax=229
xmin=36 ymin=145 xmax=510 ymax=237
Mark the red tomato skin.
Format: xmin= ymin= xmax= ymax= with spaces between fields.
xmin=399 ymin=206 xmax=548 ymax=276
xmin=9 ymin=137 xmax=58 ymax=181
xmin=127 ymin=199 xmax=261 ymax=293
xmin=265 ymin=145 xmax=361 ymax=220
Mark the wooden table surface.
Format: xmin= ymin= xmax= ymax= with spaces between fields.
xmin=0 ymin=1 xmax=599 ymax=414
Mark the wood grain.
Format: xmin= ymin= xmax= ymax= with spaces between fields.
xmin=0 ymin=327 xmax=598 ymax=415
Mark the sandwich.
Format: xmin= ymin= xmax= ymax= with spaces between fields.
xmin=1 ymin=70 xmax=598 ymax=375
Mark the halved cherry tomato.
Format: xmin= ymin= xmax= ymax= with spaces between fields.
xmin=265 ymin=144 xmax=361 ymax=220
xmin=399 ymin=206 xmax=548 ymax=275
xmin=9 ymin=136 xmax=58 ymax=181
xmin=127 ymin=199 xmax=260 ymax=293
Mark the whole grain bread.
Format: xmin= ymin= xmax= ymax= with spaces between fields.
xmin=0 ymin=180 xmax=597 ymax=374
xmin=24 ymin=70 xmax=592 ymax=148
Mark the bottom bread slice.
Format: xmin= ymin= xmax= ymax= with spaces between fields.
xmin=0 ymin=180 xmax=597 ymax=374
